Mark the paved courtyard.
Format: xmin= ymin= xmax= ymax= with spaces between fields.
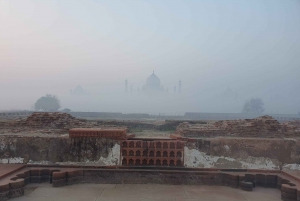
xmin=10 ymin=183 xmax=282 ymax=201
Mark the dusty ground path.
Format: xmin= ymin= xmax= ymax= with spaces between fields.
xmin=10 ymin=183 xmax=281 ymax=201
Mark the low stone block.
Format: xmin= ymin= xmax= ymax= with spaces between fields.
xmin=297 ymin=189 xmax=300 ymax=201
xmin=67 ymin=176 xmax=83 ymax=185
xmin=9 ymin=188 xmax=24 ymax=198
xmin=0 ymin=184 xmax=9 ymax=193
xmin=281 ymin=191 xmax=297 ymax=201
xmin=240 ymin=181 xmax=253 ymax=191
xmin=9 ymin=180 xmax=24 ymax=190
xmin=41 ymin=176 xmax=51 ymax=183
xmin=282 ymin=184 xmax=297 ymax=194
xmin=244 ymin=174 xmax=255 ymax=183
xmin=67 ymin=170 xmax=83 ymax=178
xmin=255 ymin=174 xmax=266 ymax=187
xmin=30 ymin=169 xmax=41 ymax=177
xmin=52 ymin=172 xmax=66 ymax=180
xmin=24 ymin=177 xmax=30 ymax=185
xmin=0 ymin=191 xmax=9 ymax=201
xmin=52 ymin=179 xmax=66 ymax=187
xmin=30 ymin=176 xmax=41 ymax=183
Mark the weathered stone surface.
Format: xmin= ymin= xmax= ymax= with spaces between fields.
xmin=0 ymin=136 xmax=120 ymax=165
xmin=52 ymin=179 xmax=66 ymax=187
xmin=8 ymin=188 xmax=24 ymax=198
xmin=184 ymin=138 xmax=300 ymax=169
xmin=7 ymin=112 xmax=86 ymax=129
xmin=0 ymin=191 xmax=9 ymax=201
xmin=177 ymin=116 xmax=300 ymax=138
xmin=240 ymin=181 xmax=253 ymax=191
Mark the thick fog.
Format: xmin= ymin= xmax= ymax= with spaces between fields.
xmin=1 ymin=0 xmax=300 ymax=115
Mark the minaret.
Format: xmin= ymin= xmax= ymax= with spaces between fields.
xmin=125 ymin=79 xmax=128 ymax=93
xmin=178 ymin=80 xmax=181 ymax=93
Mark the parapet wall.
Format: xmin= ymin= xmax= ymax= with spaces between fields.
xmin=1 ymin=165 xmax=299 ymax=201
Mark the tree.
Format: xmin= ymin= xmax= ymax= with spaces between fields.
xmin=34 ymin=94 xmax=61 ymax=111
xmin=242 ymin=98 xmax=264 ymax=113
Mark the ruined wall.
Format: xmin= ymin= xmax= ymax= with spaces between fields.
xmin=184 ymin=138 xmax=300 ymax=169
xmin=177 ymin=116 xmax=300 ymax=138
xmin=1 ymin=136 xmax=300 ymax=170
xmin=0 ymin=137 xmax=120 ymax=166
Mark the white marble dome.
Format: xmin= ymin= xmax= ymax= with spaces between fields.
xmin=146 ymin=72 xmax=161 ymax=89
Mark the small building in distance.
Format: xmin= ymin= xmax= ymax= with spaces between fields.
xmin=142 ymin=71 xmax=165 ymax=93
xmin=125 ymin=71 xmax=181 ymax=94
xmin=70 ymin=85 xmax=88 ymax=96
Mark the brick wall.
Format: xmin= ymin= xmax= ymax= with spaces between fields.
xmin=121 ymin=140 xmax=185 ymax=166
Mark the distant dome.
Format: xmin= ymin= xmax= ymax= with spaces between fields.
xmin=70 ymin=85 xmax=87 ymax=95
xmin=146 ymin=72 xmax=160 ymax=88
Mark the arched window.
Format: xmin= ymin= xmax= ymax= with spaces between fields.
xmin=156 ymin=159 xmax=161 ymax=166
xmin=129 ymin=159 xmax=134 ymax=165
xmin=129 ymin=141 xmax=134 ymax=148
xmin=142 ymin=159 xmax=147 ymax=165
xmin=177 ymin=142 xmax=182 ymax=149
xmin=169 ymin=160 xmax=175 ymax=166
xmin=149 ymin=159 xmax=154 ymax=165
xmin=122 ymin=141 xmax=127 ymax=148
xmin=162 ymin=160 xmax=168 ymax=166
xmin=136 ymin=159 xmax=141 ymax=165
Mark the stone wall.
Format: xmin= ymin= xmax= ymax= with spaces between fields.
xmin=184 ymin=138 xmax=300 ymax=169
xmin=177 ymin=116 xmax=300 ymax=138
xmin=0 ymin=137 xmax=120 ymax=166
xmin=1 ymin=136 xmax=300 ymax=170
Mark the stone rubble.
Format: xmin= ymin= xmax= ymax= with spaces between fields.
xmin=26 ymin=112 xmax=85 ymax=128
xmin=176 ymin=115 xmax=300 ymax=138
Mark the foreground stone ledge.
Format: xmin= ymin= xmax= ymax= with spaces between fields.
xmin=0 ymin=165 xmax=299 ymax=201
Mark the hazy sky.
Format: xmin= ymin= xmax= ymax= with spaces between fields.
xmin=1 ymin=0 xmax=300 ymax=114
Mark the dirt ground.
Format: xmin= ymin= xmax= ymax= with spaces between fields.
xmin=10 ymin=183 xmax=282 ymax=201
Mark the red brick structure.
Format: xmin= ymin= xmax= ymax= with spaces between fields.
xmin=69 ymin=128 xmax=130 ymax=139
xmin=121 ymin=140 xmax=184 ymax=166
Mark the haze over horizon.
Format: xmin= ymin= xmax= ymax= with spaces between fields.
xmin=1 ymin=0 xmax=300 ymax=114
